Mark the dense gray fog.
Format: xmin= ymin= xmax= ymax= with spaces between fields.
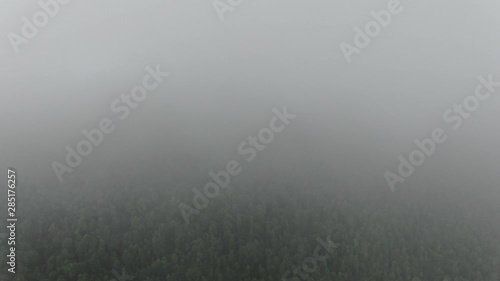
xmin=1 ymin=1 xmax=500 ymax=280
xmin=1 ymin=0 xmax=499 ymax=193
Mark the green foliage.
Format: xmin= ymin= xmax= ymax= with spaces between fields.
xmin=11 ymin=163 xmax=500 ymax=281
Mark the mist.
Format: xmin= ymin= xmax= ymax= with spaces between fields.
xmin=1 ymin=0 xmax=500 ymax=280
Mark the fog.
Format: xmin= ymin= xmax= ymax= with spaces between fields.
xmin=1 ymin=0 xmax=499 ymax=191
xmin=1 ymin=1 xmax=500 ymax=279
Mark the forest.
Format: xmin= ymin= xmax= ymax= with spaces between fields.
xmin=2 ymin=151 xmax=499 ymax=281
xmin=2 ymin=2 xmax=500 ymax=281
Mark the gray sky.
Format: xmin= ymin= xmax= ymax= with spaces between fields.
xmin=1 ymin=0 xmax=500 ymax=193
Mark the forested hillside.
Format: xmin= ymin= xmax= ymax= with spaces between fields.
xmin=2 ymin=156 xmax=499 ymax=281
